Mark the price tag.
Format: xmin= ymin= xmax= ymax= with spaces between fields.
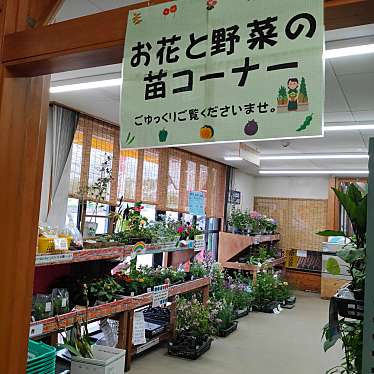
xmin=297 ymin=250 xmax=308 ymax=258
xmin=45 ymin=302 xmax=52 ymax=312
xmin=29 ymin=324 xmax=43 ymax=337
xmin=61 ymin=298 xmax=67 ymax=308
xmin=152 ymin=284 xmax=169 ymax=308
xmin=54 ymin=238 xmax=68 ymax=250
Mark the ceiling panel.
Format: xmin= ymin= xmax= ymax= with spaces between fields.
xmin=260 ymin=160 xmax=318 ymax=170
xmin=89 ymin=0 xmax=144 ymax=10
xmin=324 ymin=112 xmax=354 ymax=122
xmin=309 ymin=159 xmax=368 ymax=169
xmin=50 ymin=90 xmax=120 ymax=124
xmin=331 ymin=54 xmax=374 ymax=75
xmin=352 ymin=111 xmax=374 ymax=122
xmin=55 ymin=0 xmax=100 ymax=22
xmin=339 ymin=72 xmax=374 ymax=112
xmin=325 ymin=62 xmax=350 ymax=113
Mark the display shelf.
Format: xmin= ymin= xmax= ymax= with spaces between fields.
xmin=218 ymin=232 xmax=280 ymax=264
xmin=29 ymin=277 xmax=210 ymax=338
xmin=222 ymin=257 xmax=286 ymax=272
xmin=35 ymin=240 xmax=203 ymax=267
xmin=132 ymin=331 xmax=170 ymax=356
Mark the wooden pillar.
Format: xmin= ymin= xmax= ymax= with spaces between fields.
xmin=0 ymin=2 xmax=60 ymax=373
xmin=0 ymin=70 xmax=50 ymax=374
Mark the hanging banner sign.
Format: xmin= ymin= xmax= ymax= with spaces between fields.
xmin=121 ymin=0 xmax=324 ymax=149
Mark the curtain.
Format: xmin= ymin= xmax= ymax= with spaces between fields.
xmin=48 ymin=104 xmax=78 ymax=216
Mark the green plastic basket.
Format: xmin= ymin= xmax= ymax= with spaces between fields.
xmin=27 ymin=340 xmax=56 ymax=373
xmin=27 ymin=358 xmax=55 ymax=372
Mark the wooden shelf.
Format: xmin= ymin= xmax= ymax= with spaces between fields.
xmin=29 ymin=277 xmax=210 ymax=338
xmin=218 ymin=232 xmax=281 ymax=264
xmin=132 ymin=331 xmax=170 ymax=356
xmin=35 ymin=241 xmax=202 ymax=267
xmin=222 ymin=257 xmax=286 ymax=272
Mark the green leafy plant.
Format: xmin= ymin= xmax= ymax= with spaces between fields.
xmin=87 ymin=276 xmax=123 ymax=304
xmin=190 ymin=261 xmax=209 ymax=279
xmin=228 ymin=208 xmax=249 ymax=232
xmin=318 ymin=183 xmax=367 ymax=374
xmin=60 ymin=285 xmax=93 ymax=359
xmin=213 ymin=299 xmax=235 ymax=332
xmin=252 ymin=272 xmax=279 ymax=307
xmin=323 ymin=320 xmax=363 ymax=374
xmin=318 ymin=184 xmax=367 ymax=249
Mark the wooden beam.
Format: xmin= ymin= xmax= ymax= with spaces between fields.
xmin=3 ymin=0 xmax=374 ymax=77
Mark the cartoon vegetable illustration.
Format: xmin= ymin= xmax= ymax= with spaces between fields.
xmin=296 ymin=113 xmax=314 ymax=132
xmin=200 ymin=125 xmax=214 ymax=139
xmin=207 ymin=0 xmax=218 ymax=10
xmin=244 ymin=120 xmax=258 ymax=136
xmin=125 ymin=132 xmax=135 ymax=145
xmin=159 ymin=128 xmax=168 ymax=142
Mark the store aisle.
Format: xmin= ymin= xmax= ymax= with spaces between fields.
xmin=132 ymin=292 xmax=341 ymax=374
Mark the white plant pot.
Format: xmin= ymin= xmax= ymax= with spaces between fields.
xmin=83 ymin=221 xmax=98 ymax=238
xmin=71 ymin=345 xmax=125 ymax=374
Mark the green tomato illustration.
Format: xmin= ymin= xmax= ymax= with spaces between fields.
xmin=159 ymin=128 xmax=168 ymax=142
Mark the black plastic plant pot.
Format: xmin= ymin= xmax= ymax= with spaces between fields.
xmin=333 ymin=295 xmax=364 ymax=321
xmin=286 ymin=296 xmax=296 ymax=305
xmin=217 ymin=321 xmax=238 ymax=338
xmin=253 ymin=301 xmax=279 ymax=313
xmin=234 ymin=308 xmax=249 ymax=319
xmin=168 ymin=336 xmax=213 ymax=360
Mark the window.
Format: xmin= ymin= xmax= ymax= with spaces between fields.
xmin=67 ymin=109 xmax=227 ymax=235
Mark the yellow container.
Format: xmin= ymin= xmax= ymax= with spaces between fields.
xmin=37 ymin=237 xmax=55 ymax=254
xmin=37 ymin=235 xmax=73 ymax=254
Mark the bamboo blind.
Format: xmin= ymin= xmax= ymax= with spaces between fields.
xmin=254 ymin=197 xmax=327 ymax=251
xmin=69 ymin=111 xmax=226 ymax=218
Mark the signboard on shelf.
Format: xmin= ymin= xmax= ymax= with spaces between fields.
xmin=29 ymin=324 xmax=43 ymax=338
xmin=35 ymin=253 xmax=73 ymax=266
xmin=152 ymin=284 xmax=169 ymax=308
xmin=188 ymin=191 xmax=205 ymax=216
xmin=132 ymin=311 xmax=147 ymax=346
xmin=229 ymin=190 xmax=241 ymax=205
xmin=121 ymin=0 xmax=324 ymax=149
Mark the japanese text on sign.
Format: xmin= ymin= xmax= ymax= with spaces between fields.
xmin=121 ymin=0 xmax=324 ymax=148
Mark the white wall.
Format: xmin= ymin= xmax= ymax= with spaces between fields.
xmin=231 ymin=170 xmax=256 ymax=211
xmin=254 ymin=176 xmax=329 ymax=200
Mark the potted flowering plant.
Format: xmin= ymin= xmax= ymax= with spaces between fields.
xmin=211 ymin=298 xmax=238 ymax=338
xmin=249 ymin=211 xmax=263 ymax=235
xmin=228 ymin=209 xmax=250 ymax=234
xmin=168 ymin=297 xmax=214 ymax=359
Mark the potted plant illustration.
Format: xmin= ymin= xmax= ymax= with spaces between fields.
xmin=297 ymin=77 xmax=309 ymax=111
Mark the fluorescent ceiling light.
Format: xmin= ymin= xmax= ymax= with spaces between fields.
xmin=260 ymin=154 xmax=368 ymax=161
xmin=259 ymin=170 xmax=369 ymax=175
xmin=224 ymin=157 xmax=243 ymax=161
xmin=325 ymin=44 xmax=374 ymax=59
xmin=50 ymin=78 xmax=122 ymax=93
xmin=325 ymin=124 xmax=374 ymax=132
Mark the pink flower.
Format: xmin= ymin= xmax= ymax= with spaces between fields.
xmin=177 ymin=227 xmax=184 ymax=234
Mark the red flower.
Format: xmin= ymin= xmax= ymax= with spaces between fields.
xmin=170 ymin=4 xmax=177 ymax=13
xmin=207 ymin=0 xmax=217 ymax=7
xmin=163 ymin=8 xmax=170 ymax=16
